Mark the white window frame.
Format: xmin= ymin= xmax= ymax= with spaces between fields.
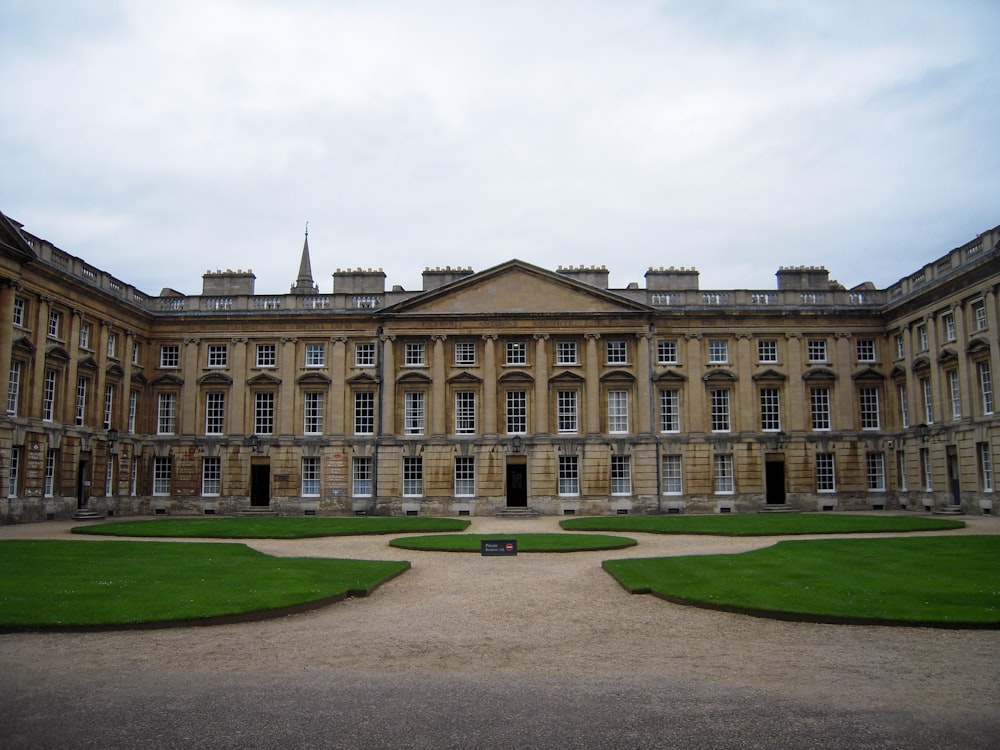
xmin=610 ymin=455 xmax=632 ymax=495
xmin=816 ymin=452 xmax=836 ymax=492
xmin=760 ymin=388 xmax=781 ymax=432
xmin=354 ymin=391 xmax=374 ymax=435
xmin=659 ymin=389 xmax=680 ymax=433
xmin=978 ymin=442 xmax=993 ymax=492
xmin=506 ymin=340 xmax=527 ymax=366
xmin=556 ymin=341 xmax=578 ymax=365
xmin=7 ymin=360 xmax=21 ymax=415
xmin=403 ymin=456 xmax=423 ymax=497
xmin=895 ymin=334 xmax=904 ymax=360
xmin=972 ymin=299 xmax=987 ymax=331
xmin=159 ymin=345 xmax=180 ymax=368
xmin=128 ymin=390 xmax=138 ymax=434
xmin=713 ymin=453 xmax=734 ymax=494
xmin=856 ymin=339 xmax=876 ymax=362
xmin=103 ymin=384 xmax=114 ymax=430
xmin=948 ymin=370 xmax=961 ymax=420
xmin=454 ymin=456 xmax=475 ymax=497
xmin=810 ymin=387 xmax=830 ymax=431
xmin=202 ymin=456 xmax=221 ymax=496
xmin=859 ymin=387 xmax=880 ymax=430
xmin=657 ymin=339 xmax=678 ymax=364
xmin=921 ymin=377 xmax=934 ymax=424
xmin=898 ymin=384 xmax=910 ymax=428
xmin=707 ymin=340 xmax=728 ymax=364
xmin=8 ymin=447 xmax=19 ymax=497
xmin=207 ymin=344 xmax=228 ymax=368
xmin=47 ymin=310 xmax=62 ymax=339
xmin=205 ymin=392 xmax=225 ymax=435
xmin=710 ymin=389 xmax=731 ymax=432
xmin=352 ymin=457 xmax=373 ymax=497
xmin=757 ymin=339 xmax=777 ymax=363
xmin=661 ymin=454 xmax=683 ymax=495
xmin=557 ymin=390 xmax=578 ymax=433
xmin=917 ymin=324 xmax=929 ymax=351
xmin=157 ymin=392 xmax=176 ymax=435
xmin=304 ymin=392 xmax=324 ymax=435
xmin=355 ymin=343 xmax=375 ymax=367
xmin=255 ymin=344 xmax=276 ymax=368
xmin=301 ymin=457 xmax=321 ymax=497
xmin=42 ymin=370 xmax=57 ymax=422
xmin=455 ymin=391 xmax=476 ymax=435
xmin=107 ymin=332 xmax=118 ymax=359
xmin=305 ymin=343 xmax=325 ymax=368
xmin=153 ymin=456 xmax=171 ymax=496
xmin=942 ymin=312 xmax=956 ymax=342
xmin=608 ymin=390 xmax=629 ymax=434
xmin=454 ymin=341 xmax=476 ymax=366
xmin=254 ymin=392 xmax=275 ymax=435
xmin=404 ymin=391 xmax=425 ymax=435
xmin=44 ymin=449 xmax=56 ymax=498
xmin=80 ymin=322 xmax=91 ymax=350
xmin=606 ymin=340 xmax=628 ymax=365
xmin=921 ymin=447 xmax=933 ymax=491
xmin=979 ymin=361 xmax=994 ymax=415
xmin=807 ymin=339 xmax=827 ymax=363
xmin=404 ymin=342 xmax=425 ymax=367
xmin=12 ymin=296 xmax=25 ymax=327
xmin=75 ymin=377 xmax=87 ymax=426
xmin=506 ymin=390 xmax=526 ymax=435
xmin=866 ymin=452 xmax=886 ymax=492
xmin=558 ymin=455 xmax=579 ymax=496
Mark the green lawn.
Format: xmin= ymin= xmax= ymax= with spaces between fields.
xmin=561 ymin=513 xmax=964 ymax=536
xmin=603 ymin=535 xmax=1000 ymax=627
xmin=389 ymin=533 xmax=637 ymax=552
xmin=72 ymin=516 xmax=471 ymax=539
xmin=0 ymin=540 xmax=409 ymax=630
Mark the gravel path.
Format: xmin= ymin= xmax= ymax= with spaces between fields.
xmin=2 ymin=515 xmax=999 ymax=748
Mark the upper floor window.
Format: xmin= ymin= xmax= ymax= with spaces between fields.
xmin=355 ymin=342 xmax=375 ymax=367
xmin=760 ymin=388 xmax=781 ymax=431
xmin=916 ymin=323 xmax=928 ymax=352
xmin=979 ymin=361 xmax=994 ymax=416
xmin=12 ymin=297 xmax=25 ymax=327
xmin=7 ymin=360 xmax=21 ymax=416
xmin=131 ymin=342 xmax=140 ymax=366
xmin=707 ymin=340 xmax=728 ymax=364
xmin=42 ymin=370 xmax=57 ymax=421
xmin=556 ymin=341 xmax=578 ymax=365
xmin=80 ymin=322 xmax=91 ymax=349
xmin=404 ymin=342 xmax=425 ymax=367
xmin=660 ymin=389 xmax=680 ymax=433
xmin=506 ymin=341 xmax=527 ymax=366
xmin=354 ymin=391 xmax=375 ymax=435
xmin=160 ymin=345 xmax=180 ymax=368
xmin=757 ymin=339 xmax=777 ymax=363
xmin=608 ymin=390 xmax=629 ymax=434
xmin=205 ymin=392 xmax=225 ymax=435
xmin=404 ymin=391 xmax=425 ymax=435
xmin=949 ymin=370 xmax=962 ymax=420
xmin=254 ymin=392 xmax=275 ymax=434
xmin=455 ymin=391 xmax=476 ymax=434
xmin=454 ymin=341 xmax=476 ymax=366
xmin=606 ymin=340 xmax=628 ymax=364
xmin=657 ymin=339 xmax=678 ymax=364
xmin=304 ymin=392 xmax=324 ymax=434
xmin=810 ymin=387 xmax=831 ymax=430
xmin=557 ymin=390 xmax=578 ymax=433
xmin=807 ymin=339 xmax=827 ymax=362
xmin=207 ymin=344 xmax=228 ymax=368
xmin=856 ymin=339 xmax=876 ymax=363
xmin=157 ymin=392 xmax=176 ymax=434
xmin=255 ymin=344 xmax=276 ymax=368
xmin=941 ymin=312 xmax=956 ymax=342
xmin=972 ymin=299 xmax=987 ymax=331
xmin=710 ymin=389 xmax=731 ymax=432
xmin=305 ymin=343 xmax=325 ymax=368
xmin=859 ymin=387 xmax=880 ymax=430
xmin=506 ymin=390 xmax=527 ymax=434
xmin=894 ymin=334 xmax=904 ymax=360
xmin=107 ymin=332 xmax=118 ymax=359
xmin=47 ymin=310 xmax=62 ymax=339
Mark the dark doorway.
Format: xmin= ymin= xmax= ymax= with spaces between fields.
xmin=251 ymin=463 xmax=271 ymax=506
xmin=506 ymin=462 xmax=527 ymax=507
xmin=76 ymin=460 xmax=89 ymax=509
xmin=946 ymin=446 xmax=961 ymax=506
xmin=765 ymin=459 xmax=786 ymax=505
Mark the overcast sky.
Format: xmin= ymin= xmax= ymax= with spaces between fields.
xmin=1 ymin=0 xmax=998 ymax=296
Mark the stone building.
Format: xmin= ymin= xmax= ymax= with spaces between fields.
xmin=1 ymin=208 xmax=997 ymax=522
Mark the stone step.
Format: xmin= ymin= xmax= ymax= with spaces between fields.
xmin=71 ymin=508 xmax=106 ymax=521
xmin=495 ymin=507 xmax=539 ymax=518
xmin=758 ymin=504 xmax=800 ymax=513
xmin=239 ymin=508 xmax=280 ymax=517
xmin=932 ymin=505 xmax=965 ymax=515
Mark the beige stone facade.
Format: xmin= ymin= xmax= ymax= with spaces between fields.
xmin=1 ymin=209 xmax=998 ymax=521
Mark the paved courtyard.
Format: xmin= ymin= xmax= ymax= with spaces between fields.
xmin=2 ymin=515 xmax=999 ymax=749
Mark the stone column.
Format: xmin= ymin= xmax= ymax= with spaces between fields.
xmin=833 ymin=332 xmax=853 ymax=430
xmin=29 ymin=295 xmax=51 ymax=418
xmin=230 ymin=338 xmax=248 ymax=436
xmin=533 ymin=334 xmax=549 ymax=434
xmin=784 ymin=333 xmax=804 ymax=431
xmin=734 ymin=333 xmax=753 ymax=434
xmin=431 ymin=335 xmax=447 ymax=436
xmin=181 ymin=338 xmax=200 ymax=434
xmin=635 ymin=330 xmax=653 ymax=434
xmin=684 ymin=334 xmax=703 ymax=434
xmin=482 ymin=334 xmax=498 ymax=436
xmin=378 ymin=335 xmax=394 ymax=435
xmin=584 ymin=333 xmax=601 ymax=434
xmin=279 ymin=337 xmax=297 ymax=435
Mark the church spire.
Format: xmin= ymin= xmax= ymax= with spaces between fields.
xmin=290 ymin=222 xmax=319 ymax=295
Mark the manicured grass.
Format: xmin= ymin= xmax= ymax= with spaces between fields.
xmin=0 ymin=540 xmax=409 ymax=630
xmin=72 ymin=516 xmax=471 ymax=539
xmin=603 ymin=535 xmax=1000 ymax=627
xmin=561 ymin=513 xmax=964 ymax=536
xmin=389 ymin=533 xmax=637 ymax=552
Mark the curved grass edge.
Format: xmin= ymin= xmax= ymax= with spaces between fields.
xmin=390 ymin=532 xmax=637 ymax=553
xmin=0 ymin=562 xmax=411 ymax=634
xmin=562 ymin=514 xmax=965 ymax=537
xmin=602 ymin=535 xmax=1000 ymax=630
xmin=71 ymin=517 xmax=472 ymax=539
xmin=606 ymin=578 xmax=1000 ymax=630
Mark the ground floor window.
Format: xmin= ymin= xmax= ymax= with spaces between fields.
xmin=153 ymin=456 xmax=172 ymax=496
xmin=7 ymin=446 xmax=19 ymax=497
xmin=202 ymin=456 xmax=221 ymax=496
xmin=558 ymin=455 xmax=579 ymax=495
xmin=661 ymin=454 xmax=682 ymax=494
xmin=979 ymin=442 xmax=993 ymax=492
xmin=301 ymin=456 xmax=320 ymax=497
xmin=454 ymin=456 xmax=475 ymax=497
xmin=713 ymin=453 xmax=734 ymax=494
xmin=866 ymin=452 xmax=886 ymax=492
xmin=44 ymin=449 xmax=57 ymax=498
xmin=816 ymin=452 xmax=835 ymax=492
xmin=611 ymin=455 xmax=632 ymax=495
xmin=352 ymin=457 xmax=372 ymax=497
xmin=403 ymin=456 xmax=423 ymax=497
xmin=920 ymin=448 xmax=933 ymax=491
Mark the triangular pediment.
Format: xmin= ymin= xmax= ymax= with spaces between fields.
xmin=379 ymin=260 xmax=653 ymax=317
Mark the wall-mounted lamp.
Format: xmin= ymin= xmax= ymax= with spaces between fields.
xmin=249 ymin=435 xmax=262 ymax=453
xmin=107 ymin=429 xmax=119 ymax=453
xmin=916 ymin=423 xmax=930 ymax=443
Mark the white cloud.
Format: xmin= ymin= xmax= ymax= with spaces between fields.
xmin=1 ymin=0 xmax=997 ymax=295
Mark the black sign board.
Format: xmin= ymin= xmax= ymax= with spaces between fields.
xmin=480 ymin=538 xmax=518 ymax=556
